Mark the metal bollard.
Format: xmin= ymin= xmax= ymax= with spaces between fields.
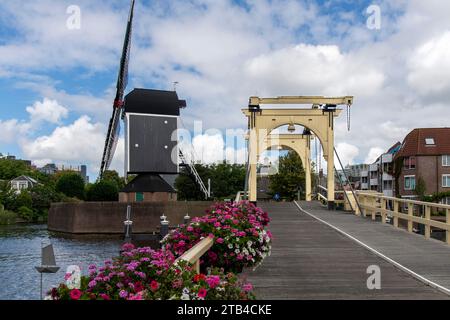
xmin=160 ymin=219 xmax=170 ymax=239
xmin=184 ymin=214 xmax=191 ymax=225
xmin=124 ymin=205 xmax=133 ymax=243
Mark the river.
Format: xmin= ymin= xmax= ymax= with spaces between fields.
xmin=0 ymin=224 xmax=125 ymax=300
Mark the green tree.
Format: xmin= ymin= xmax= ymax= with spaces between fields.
xmin=56 ymin=172 xmax=85 ymax=199
xmin=269 ymin=151 xmax=306 ymax=201
xmin=0 ymin=159 xmax=32 ymax=180
xmin=30 ymin=185 xmax=63 ymax=213
xmin=15 ymin=190 xmax=33 ymax=211
xmin=101 ymin=170 xmax=126 ymax=189
xmin=86 ymin=180 xmax=119 ymax=202
xmin=415 ymin=176 xmax=427 ymax=200
xmin=209 ymin=163 xmax=246 ymax=199
xmin=175 ymin=164 xmax=211 ymax=201
xmin=0 ymin=203 xmax=17 ymax=225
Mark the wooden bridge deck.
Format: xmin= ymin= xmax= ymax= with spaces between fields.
xmin=247 ymin=202 xmax=449 ymax=300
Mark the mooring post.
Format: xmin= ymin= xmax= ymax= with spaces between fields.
xmin=184 ymin=213 xmax=191 ymax=225
xmin=124 ymin=205 xmax=133 ymax=243
xmin=160 ymin=218 xmax=170 ymax=239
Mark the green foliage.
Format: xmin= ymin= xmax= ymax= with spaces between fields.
xmin=101 ymin=170 xmax=126 ymax=189
xmin=269 ymin=151 xmax=306 ymax=201
xmin=15 ymin=190 xmax=33 ymax=211
xmin=56 ymin=173 xmax=85 ymax=199
xmin=415 ymin=176 xmax=427 ymax=200
xmin=86 ymin=180 xmax=119 ymax=202
xmin=0 ymin=159 xmax=32 ymax=180
xmin=18 ymin=206 xmax=35 ymax=222
xmin=0 ymin=204 xmax=17 ymax=225
xmin=30 ymin=185 xmax=64 ymax=213
xmin=175 ymin=163 xmax=246 ymax=201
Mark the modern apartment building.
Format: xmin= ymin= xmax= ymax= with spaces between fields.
xmin=359 ymin=142 xmax=401 ymax=196
xmin=394 ymin=128 xmax=450 ymax=202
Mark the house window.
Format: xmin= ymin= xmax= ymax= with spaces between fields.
xmin=404 ymin=176 xmax=416 ymax=191
xmin=443 ymin=155 xmax=450 ymax=167
xmin=425 ymin=138 xmax=435 ymax=146
xmin=443 ymin=175 xmax=450 ymax=188
xmin=135 ymin=192 xmax=144 ymax=202
xmin=403 ymin=157 xmax=416 ymax=170
xmin=443 ymin=197 xmax=450 ymax=205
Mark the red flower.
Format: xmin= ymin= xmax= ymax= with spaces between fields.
xmin=100 ymin=294 xmax=111 ymax=301
xmin=150 ymin=280 xmax=159 ymax=292
xmin=198 ymin=288 xmax=208 ymax=299
xmin=134 ymin=282 xmax=144 ymax=293
xmin=194 ymin=274 xmax=206 ymax=283
xmin=70 ymin=289 xmax=82 ymax=300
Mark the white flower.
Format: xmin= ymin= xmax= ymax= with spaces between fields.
xmin=247 ymin=241 xmax=253 ymax=247
xmin=228 ymin=244 xmax=233 ymax=249
xmin=181 ymin=294 xmax=190 ymax=300
xmin=182 ymin=287 xmax=190 ymax=295
xmin=235 ymin=249 xmax=240 ymax=254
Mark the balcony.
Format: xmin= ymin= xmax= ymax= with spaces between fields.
xmin=369 ymin=164 xmax=378 ymax=172
xmin=382 ymin=173 xmax=393 ymax=181
xmin=370 ymin=178 xmax=379 ymax=186
xmin=360 ymin=170 xmax=368 ymax=177
xmin=382 ymin=154 xmax=393 ymax=163
xmin=361 ymin=183 xmax=369 ymax=190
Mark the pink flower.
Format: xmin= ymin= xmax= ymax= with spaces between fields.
xmin=243 ymin=283 xmax=253 ymax=292
xmin=198 ymin=288 xmax=208 ymax=299
xmin=100 ymin=293 xmax=111 ymax=301
xmin=206 ymin=276 xmax=220 ymax=289
xmin=187 ymin=226 xmax=194 ymax=232
xmin=119 ymin=290 xmax=128 ymax=299
xmin=216 ymin=238 xmax=224 ymax=244
xmin=70 ymin=289 xmax=82 ymax=300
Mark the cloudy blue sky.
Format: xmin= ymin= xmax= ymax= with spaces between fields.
xmin=0 ymin=0 xmax=449 ymax=179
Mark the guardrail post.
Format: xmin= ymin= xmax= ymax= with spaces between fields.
xmin=371 ymin=197 xmax=377 ymax=221
xmin=407 ymin=203 xmax=414 ymax=233
xmin=393 ymin=200 xmax=399 ymax=228
xmin=424 ymin=205 xmax=431 ymax=239
xmin=446 ymin=208 xmax=450 ymax=245
xmin=381 ymin=198 xmax=387 ymax=224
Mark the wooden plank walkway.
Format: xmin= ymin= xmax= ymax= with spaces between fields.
xmin=247 ymin=202 xmax=449 ymax=300
xmin=297 ymin=201 xmax=450 ymax=293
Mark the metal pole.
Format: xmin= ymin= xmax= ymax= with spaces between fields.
xmin=334 ymin=147 xmax=364 ymax=215
xmin=40 ymin=273 xmax=43 ymax=300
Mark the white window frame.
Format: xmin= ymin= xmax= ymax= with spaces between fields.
xmin=404 ymin=175 xmax=416 ymax=191
xmin=443 ymin=174 xmax=450 ymax=188
xmin=443 ymin=155 xmax=450 ymax=167
xmin=425 ymin=138 xmax=435 ymax=146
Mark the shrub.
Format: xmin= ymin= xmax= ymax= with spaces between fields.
xmin=49 ymin=244 xmax=254 ymax=301
xmin=0 ymin=204 xmax=17 ymax=225
xmin=18 ymin=206 xmax=35 ymax=222
xmin=86 ymin=180 xmax=119 ymax=202
xmin=56 ymin=173 xmax=85 ymax=199
xmin=162 ymin=202 xmax=272 ymax=273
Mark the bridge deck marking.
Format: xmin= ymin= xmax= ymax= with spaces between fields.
xmin=294 ymin=201 xmax=450 ymax=296
xmin=246 ymin=202 xmax=448 ymax=300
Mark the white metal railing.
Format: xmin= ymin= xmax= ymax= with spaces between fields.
xmin=179 ymin=150 xmax=210 ymax=200
xmin=235 ymin=191 xmax=248 ymax=202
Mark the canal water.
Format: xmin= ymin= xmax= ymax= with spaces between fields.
xmin=0 ymin=224 xmax=124 ymax=300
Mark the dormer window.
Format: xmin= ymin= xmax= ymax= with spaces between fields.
xmin=425 ymin=138 xmax=435 ymax=146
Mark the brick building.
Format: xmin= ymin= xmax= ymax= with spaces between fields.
xmin=394 ymin=128 xmax=450 ymax=202
xmin=119 ymin=174 xmax=177 ymax=203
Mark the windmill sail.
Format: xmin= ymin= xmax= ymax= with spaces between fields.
xmin=99 ymin=0 xmax=135 ymax=178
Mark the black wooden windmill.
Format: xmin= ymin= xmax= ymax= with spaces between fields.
xmin=99 ymin=0 xmax=210 ymax=200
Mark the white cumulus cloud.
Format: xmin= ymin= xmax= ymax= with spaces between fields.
xmin=26 ymin=98 xmax=68 ymax=124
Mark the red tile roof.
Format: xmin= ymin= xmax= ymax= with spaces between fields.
xmin=396 ymin=128 xmax=450 ymax=158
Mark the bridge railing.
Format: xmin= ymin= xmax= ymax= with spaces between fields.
xmin=175 ymin=236 xmax=214 ymax=273
xmin=317 ymin=185 xmax=345 ymax=206
xmin=357 ymin=192 xmax=450 ymax=245
xmin=235 ymin=191 xmax=248 ymax=203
